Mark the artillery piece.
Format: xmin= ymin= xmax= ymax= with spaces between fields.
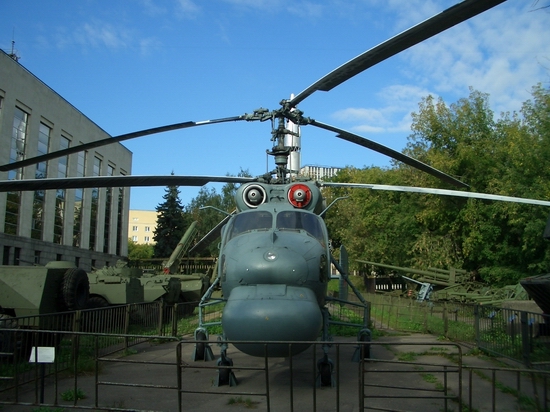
xmin=86 ymin=221 xmax=210 ymax=316
xmin=358 ymin=260 xmax=528 ymax=306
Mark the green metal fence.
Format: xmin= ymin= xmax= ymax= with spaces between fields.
xmin=366 ymin=293 xmax=550 ymax=370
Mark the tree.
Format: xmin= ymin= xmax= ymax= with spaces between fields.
xmin=127 ymin=239 xmax=154 ymax=260
xmin=153 ymin=184 xmax=190 ymax=258
xmin=182 ymin=169 xmax=251 ymax=257
xmin=324 ymin=85 xmax=550 ymax=286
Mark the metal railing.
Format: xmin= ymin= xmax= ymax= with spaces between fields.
xmin=366 ymin=293 xmax=550 ymax=370
xmin=2 ymin=330 xmax=548 ymax=411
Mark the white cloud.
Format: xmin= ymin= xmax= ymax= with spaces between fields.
xmin=401 ymin=2 xmax=550 ymax=114
xmin=176 ymin=0 xmax=201 ymax=17
xmin=329 ymin=1 xmax=550 ymax=137
xmin=75 ymin=22 xmax=130 ymax=49
xmin=140 ymin=0 xmax=168 ymax=16
xmin=332 ymin=84 xmax=433 ymax=134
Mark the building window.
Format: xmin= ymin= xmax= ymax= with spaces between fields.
xmin=116 ymin=182 xmax=125 ymax=256
xmin=89 ymin=156 xmax=101 ymax=251
xmin=132 ymin=226 xmax=138 ymax=231
xmin=31 ymin=122 xmax=51 ymax=240
xmin=73 ymin=151 xmax=86 ymax=247
xmin=14 ymin=247 xmax=21 ymax=266
xmin=54 ymin=136 xmax=70 ymax=244
xmin=34 ymin=250 xmax=41 ymax=265
xmin=103 ymin=164 xmax=114 ymax=253
xmin=4 ymin=107 xmax=28 ymax=235
xmin=132 ymin=236 xmax=138 ymax=242
xmin=145 ymin=226 xmax=150 ymax=232
xmin=3 ymin=246 xmax=10 ymax=265
xmin=144 ymin=236 xmax=150 ymax=242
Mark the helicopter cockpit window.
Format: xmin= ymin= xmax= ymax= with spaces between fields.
xmin=276 ymin=211 xmax=325 ymax=245
xmin=228 ymin=211 xmax=273 ymax=240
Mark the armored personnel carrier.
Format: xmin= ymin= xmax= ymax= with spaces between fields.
xmin=0 ymin=261 xmax=89 ymax=356
xmin=0 ymin=260 xmax=89 ymax=321
xmin=86 ymin=222 xmax=210 ymax=315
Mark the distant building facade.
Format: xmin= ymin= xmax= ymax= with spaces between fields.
xmin=0 ymin=50 xmax=132 ymax=271
xmin=300 ymin=165 xmax=341 ymax=180
xmin=128 ymin=210 xmax=158 ymax=244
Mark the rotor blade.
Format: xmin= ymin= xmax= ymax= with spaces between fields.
xmin=0 ymin=115 xmax=246 ymax=172
xmin=310 ymin=120 xmax=468 ymax=188
xmin=290 ymin=0 xmax=506 ymax=106
xmin=320 ymin=182 xmax=550 ymax=207
xmin=0 ymin=175 xmax=256 ymax=192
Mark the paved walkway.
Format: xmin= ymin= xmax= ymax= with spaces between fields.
xmin=3 ymin=332 xmax=548 ymax=412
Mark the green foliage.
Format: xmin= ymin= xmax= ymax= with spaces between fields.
xmin=398 ymin=352 xmax=418 ymax=362
xmin=153 ymin=184 xmax=189 ymax=258
xmin=61 ymin=388 xmax=86 ymax=401
xmin=127 ymin=239 xmax=154 ymax=260
xmin=183 ymin=169 xmax=251 ymax=257
xmin=324 ymin=85 xmax=550 ymax=286
xmin=227 ymin=396 xmax=260 ymax=408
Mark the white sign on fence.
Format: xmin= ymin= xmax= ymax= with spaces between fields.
xmin=29 ymin=346 xmax=55 ymax=363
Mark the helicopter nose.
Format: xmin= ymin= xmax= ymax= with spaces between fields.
xmin=222 ymin=284 xmax=323 ymax=357
xmin=224 ymin=239 xmax=315 ymax=287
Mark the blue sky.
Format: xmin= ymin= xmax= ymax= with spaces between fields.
xmin=1 ymin=0 xmax=549 ymax=210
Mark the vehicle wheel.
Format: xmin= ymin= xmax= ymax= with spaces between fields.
xmin=178 ymin=294 xmax=195 ymax=317
xmin=62 ymin=268 xmax=90 ymax=310
xmin=85 ymin=296 xmax=109 ymax=309
xmin=83 ymin=296 xmax=111 ymax=332
xmin=130 ymin=304 xmax=159 ymax=326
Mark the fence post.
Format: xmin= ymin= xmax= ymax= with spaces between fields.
xmin=520 ymin=311 xmax=531 ymax=368
xmin=423 ymin=305 xmax=428 ymax=333
xmin=443 ymin=306 xmax=448 ymax=339
xmin=474 ymin=304 xmax=480 ymax=348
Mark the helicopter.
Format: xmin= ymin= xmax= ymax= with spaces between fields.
xmin=1 ymin=0 xmax=550 ymax=387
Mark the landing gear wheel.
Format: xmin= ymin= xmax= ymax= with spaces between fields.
xmin=359 ymin=333 xmax=371 ymax=359
xmin=320 ymin=362 xmax=332 ymax=387
xmin=195 ymin=330 xmax=207 ymax=361
xmin=215 ymin=351 xmax=238 ymax=386
xmin=62 ymin=268 xmax=90 ymax=310
xmin=317 ymin=355 xmax=334 ymax=387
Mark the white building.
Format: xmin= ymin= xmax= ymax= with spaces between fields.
xmin=0 ymin=50 xmax=132 ymax=271
xmin=300 ymin=165 xmax=341 ymax=181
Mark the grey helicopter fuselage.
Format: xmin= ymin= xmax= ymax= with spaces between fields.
xmin=218 ymin=180 xmax=331 ymax=357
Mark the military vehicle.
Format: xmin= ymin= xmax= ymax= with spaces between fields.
xmin=0 ymin=261 xmax=89 ymax=321
xmin=0 ymin=261 xmax=89 ymax=355
xmin=86 ymin=221 xmax=209 ymax=316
